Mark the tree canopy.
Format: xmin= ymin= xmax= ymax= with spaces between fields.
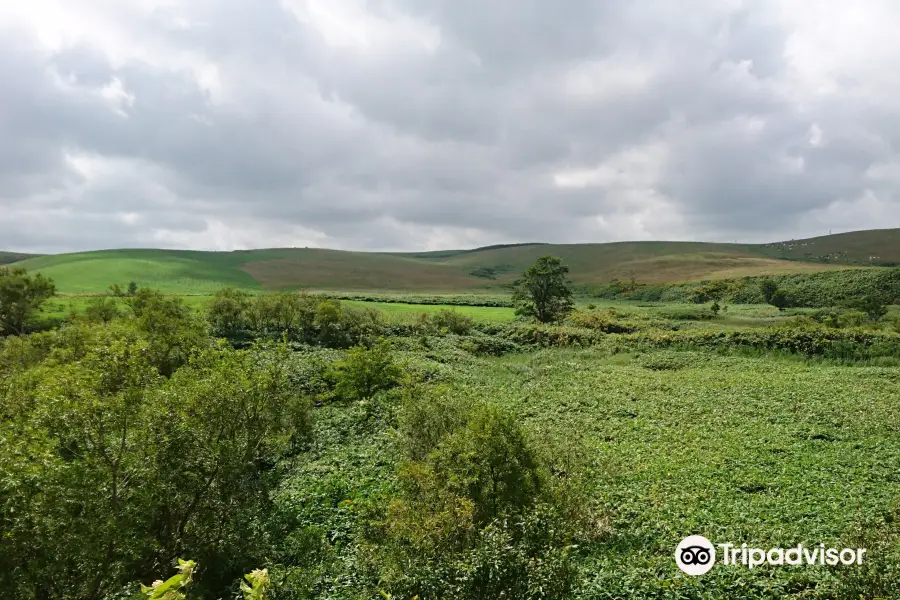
xmin=0 ymin=267 xmax=56 ymax=335
xmin=511 ymin=256 xmax=574 ymax=323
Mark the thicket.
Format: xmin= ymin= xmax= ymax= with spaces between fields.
xmin=0 ymin=316 xmax=311 ymax=598
xmin=588 ymin=267 xmax=900 ymax=308
xmin=353 ymin=390 xmax=599 ymax=600
xmin=323 ymin=293 xmax=513 ymax=308
xmin=207 ymin=288 xmax=384 ymax=348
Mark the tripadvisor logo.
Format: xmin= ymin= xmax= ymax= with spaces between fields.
xmin=675 ymin=535 xmax=716 ymax=575
xmin=675 ymin=536 xmax=867 ymax=575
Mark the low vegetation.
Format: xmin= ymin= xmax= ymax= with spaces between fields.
xmin=1 ymin=254 xmax=898 ymax=599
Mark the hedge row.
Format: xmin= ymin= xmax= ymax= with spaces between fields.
xmin=587 ymin=268 xmax=900 ymax=308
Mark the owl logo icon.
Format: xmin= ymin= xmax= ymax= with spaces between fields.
xmin=675 ymin=535 xmax=716 ymax=575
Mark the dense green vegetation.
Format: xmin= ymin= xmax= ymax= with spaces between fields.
xmin=0 ymin=267 xmax=56 ymax=335
xmin=589 ymin=268 xmax=900 ymax=308
xmin=512 ymin=255 xmax=575 ymax=323
xmin=1 ymin=255 xmax=899 ymax=599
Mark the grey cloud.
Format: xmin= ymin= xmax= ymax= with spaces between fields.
xmin=1 ymin=0 xmax=899 ymax=252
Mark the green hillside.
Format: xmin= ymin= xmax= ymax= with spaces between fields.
xmin=9 ymin=229 xmax=899 ymax=294
xmin=0 ymin=251 xmax=39 ymax=265
xmin=13 ymin=250 xmax=264 ymax=294
xmin=754 ymin=228 xmax=900 ymax=265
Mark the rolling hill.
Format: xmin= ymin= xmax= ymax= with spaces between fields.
xmin=0 ymin=251 xmax=40 ymax=265
xmin=9 ymin=229 xmax=900 ymax=294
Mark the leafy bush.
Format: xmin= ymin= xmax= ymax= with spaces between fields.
xmin=208 ymin=287 xmax=252 ymax=338
xmin=363 ymin=394 xmax=592 ymax=600
xmin=0 ymin=266 xmax=56 ymax=335
xmin=327 ymin=339 xmax=402 ymax=401
xmin=0 ymin=322 xmax=308 ymax=598
xmin=429 ymin=309 xmax=475 ymax=335
xmin=210 ymin=290 xmax=386 ymax=349
xmin=589 ymin=268 xmax=900 ymax=308
xmin=137 ymin=559 xmax=270 ymax=600
xmin=837 ymin=310 xmax=869 ymax=328
xmin=84 ymin=295 xmax=121 ymax=323
xmin=769 ymin=288 xmax=792 ymax=311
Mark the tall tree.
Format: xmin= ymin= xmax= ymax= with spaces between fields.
xmin=512 ymin=256 xmax=574 ymax=323
xmin=0 ymin=267 xmax=56 ymax=335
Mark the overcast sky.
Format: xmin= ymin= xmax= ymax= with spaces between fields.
xmin=2 ymin=0 xmax=900 ymax=253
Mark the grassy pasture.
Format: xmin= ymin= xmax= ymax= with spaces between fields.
xmin=753 ymin=227 xmax=900 ymax=265
xmin=341 ymin=299 xmax=517 ymax=322
xmin=15 ymin=250 xmax=262 ymax=294
xmin=14 ymin=229 xmax=900 ymax=295
xmin=0 ymin=251 xmax=38 ymax=265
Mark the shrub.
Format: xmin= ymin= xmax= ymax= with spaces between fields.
xmin=84 ymin=295 xmax=121 ymax=323
xmin=0 ymin=267 xmax=56 ymax=335
xmin=845 ymin=294 xmax=889 ymax=321
xmin=769 ymin=289 xmax=792 ymax=311
xmin=0 ymin=323 xmax=307 ymax=598
xmin=760 ymin=278 xmax=778 ymax=304
xmin=430 ymin=309 xmax=475 ymax=335
xmin=366 ymin=396 xmax=590 ymax=600
xmin=208 ymin=287 xmax=252 ymax=338
xmin=328 ymin=339 xmax=402 ymax=401
xmin=837 ymin=311 xmax=869 ymax=328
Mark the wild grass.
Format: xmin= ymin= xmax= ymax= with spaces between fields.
xmin=276 ymin=344 xmax=900 ymax=598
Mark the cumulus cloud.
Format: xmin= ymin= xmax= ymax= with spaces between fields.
xmin=1 ymin=0 xmax=899 ymax=252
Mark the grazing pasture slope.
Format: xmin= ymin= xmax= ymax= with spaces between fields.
xmin=8 ymin=228 xmax=900 ymax=294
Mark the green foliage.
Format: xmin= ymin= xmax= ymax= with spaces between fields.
xmin=128 ymin=281 xmax=138 ymax=296
xmin=295 ymin=292 xmax=514 ymax=308
xmin=837 ymin=310 xmax=869 ymax=328
xmin=690 ymin=280 xmax=728 ymax=303
xmin=208 ymin=290 xmax=385 ymax=348
xmin=0 ymin=321 xmax=309 ymax=599
xmin=760 ymin=278 xmax=778 ymax=303
xmin=845 ymin=293 xmax=889 ymax=321
xmin=428 ymin=404 xmax=544 ymax=524
xmin=0 ymin=267 xmax=56 ymax=335
xmin=427 ymin=308 xmax=475 ymax=335
xmin=138 ymin=560 xmax=271 ymax=600
xmin=141 ymin=559 xmax=196 ymax=600
xmin=240 ymin=568 xmax=271 ymax=600
xmin=830 ymin=504 xmax=900 ymax=600
xmin=327 ymin=339 xmax=402 ymax=401
xmin=361 ymin=390 xmax=588 ymax=600
xmin=592 ymin=268 xmax=900 ymax=309
xmin=84 ymin=295 xmax=121 ymax=323
xmin=769 ymin=288 xmax=792 ymax=311
xmin=125 ymin=289 xmax=209 ymax=376
xmin=208 ymin=287 xmax=252 ymax=338
xmin=512 ymin=256 xmax=574 ymax=323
